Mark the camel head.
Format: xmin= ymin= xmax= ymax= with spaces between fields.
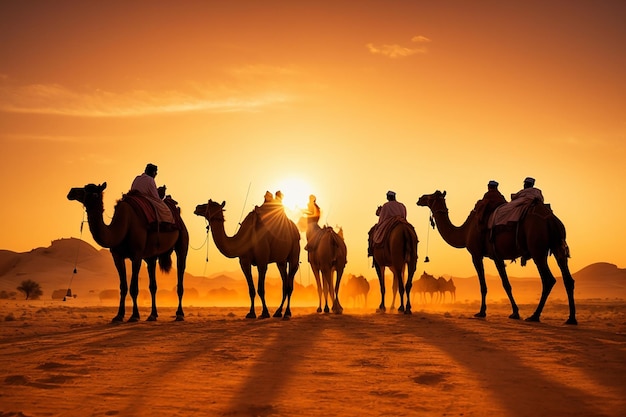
xmin=194 ymin=199 xmax=226 ymax=223
xmin=416 ymin=190 xmax=447 ymax=211
xmin=67 ymin=182 xmax=107 ymax=208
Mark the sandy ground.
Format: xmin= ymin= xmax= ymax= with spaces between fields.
xmin=1 ymin=299 xmax=625 ymax=417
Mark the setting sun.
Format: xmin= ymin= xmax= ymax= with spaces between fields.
xmin=272 ymin=176 xmax=314 ymax=217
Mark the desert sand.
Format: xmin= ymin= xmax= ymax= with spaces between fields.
xmin=2 ymin=239 xmax=625 ymax=416
xmin=1 ymin=298 xmax=625 ymax=417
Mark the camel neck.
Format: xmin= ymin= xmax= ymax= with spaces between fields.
xmin=208 ymin=217 xmax=251 ymax=258
xmin=430 ymin=202 xmax=472 ymax=249
xmin=84 ymin=200 xmax=128 ymax=248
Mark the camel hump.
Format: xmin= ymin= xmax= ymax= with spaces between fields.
xmin=253 ymin=206 xmax=299 ymax=242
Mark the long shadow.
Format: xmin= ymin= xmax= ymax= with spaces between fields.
xmin=386 ymin=313 xmax=624 ymax=416
xmin=7 ymin=307 xmax=623 ymax=416
xmin=215 ymin=311 xmax=621 ymax=416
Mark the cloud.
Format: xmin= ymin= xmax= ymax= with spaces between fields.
xmin=367 ymin=35 xmax=431 ymax=58
xmin=0 ymin=76 xmax=294 ymax=118
xmin=411 ymin=35 xmax=431 ymax=43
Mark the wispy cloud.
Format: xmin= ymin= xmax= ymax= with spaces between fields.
xmin=2 ymin=133 xmax=82 ymax=143
xmin=367 ymin=35 xmax=431 ymax=58
xmin=0 ymin=72 xmax=295 ymax=118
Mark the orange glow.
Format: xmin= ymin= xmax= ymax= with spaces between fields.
xmin=0 ymin=2 xmax=625 ymax=280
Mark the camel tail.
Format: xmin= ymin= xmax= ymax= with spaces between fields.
xmin=548 ymin=215 xmax=570 ymax=260
xmin=158 ymin=251 xmax=173 ymax=273
xmin=403 ymin=225 xmax=418 ymax=264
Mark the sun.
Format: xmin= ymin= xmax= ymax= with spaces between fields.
xmin=273 ymin=177 xmax=313 ymax=217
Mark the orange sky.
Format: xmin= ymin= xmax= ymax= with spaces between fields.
xmin=1 ymin=1 xmax=624 ymax=282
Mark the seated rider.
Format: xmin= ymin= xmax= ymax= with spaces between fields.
xmin=474 ymin=180 xmax=507 ymax=227
xmin=130 ymin=163 xmax=174 ymax=224
xmin=511 ymin=177 xmax=544 ymax=203
xmin=306 ymin=194 xmax=321 ymax=223
xmin=368 ymin=190 xmax=407 ymax=256
xmin=491 ymin=177 xmax=544 ymax=228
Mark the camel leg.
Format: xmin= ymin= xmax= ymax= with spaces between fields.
xmin=526 ymin=257 xmax=557 ymax=322
xmin=275 ymin=259 xmax=298 ymax=319
xmin=128 ymin=259 xmax=142 ymax=322
xmin=112 ymin=255 xmax=128 ymax=323
xmin=311 ymin=265 xmax=323 ymax=313
xmin=390 ymin=276 xmax=398 ymax=310
xmin=333 ymin=267 xmax=345 ymax=314
xmin=472 ymin=256 xmax=488 ymax=318
xmin=146 ymin=258 xmax=159 ymax=321
xmin=282 ymin=262 xmax=297 ymax=319
xmin=174 ymin=246 xmax=187 ymax=322
xmin=256 ymin=264 xmax=271 ymax=319
xmin=405 ymin=263 xmax=415 ymax=315
xmin=494 ymin=259 xmax=519 ymax=320
xmin=395 ymin=268 xmax=406 ymax=313
xmin=274 ymin=261 xmax=290 ymax=318
xmin=322 ymin=269 xmax=332 ymax=314
xmin=239 ymin=260 xmax=257 ymax=319
xmin=557 ymin=256 xmax=577 ymax=325
xmin=375 ymin=262 xmax=386 ymax=313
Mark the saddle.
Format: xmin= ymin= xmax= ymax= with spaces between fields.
xmin=122 ymin=191 xmax=182 ymax=232
xmin=305 ymin=226 xmax=338 ymax=252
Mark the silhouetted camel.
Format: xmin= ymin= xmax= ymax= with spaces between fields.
xmin=440 ymin=276 xmax=456 ymax=302
xmin=414 ymin=271 xmax=439 ymax=303
xmin=67 ymin=182 xmax=189 ymax=322
xmin=297 ymin=215 xmax=347 ymax=314
xmin=372 ymin=219 xmax=418 ymax=314
xmin=194 ymin=199 xmax=300 ymax=319
xmin=417 ymin=190 xmax=576 ymax=324
xmin=343 ymin=274 xmax=370 ymax=308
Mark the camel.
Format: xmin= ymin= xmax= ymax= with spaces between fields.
xmin=343 ymin=274 xmax=370 ymax=308
xmin=440 ymin=277 xmax=456 ymax=302
xmin=413 ymin=271 xmax=439 ymax=303
xmin=194 ymin=199 xmax=300 ymax=319
xmin=371 ymin=220 xmax=419 ymax=314
xmin=416 ymin=190 xmax=576 ymax=324
xmin=67 ymin=182 xmax=189 ymax=322
xmin=297 ymin=214 xmax=347 ymax=314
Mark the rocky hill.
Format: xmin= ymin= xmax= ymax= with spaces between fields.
xmin=1 ymin=239 xmax=624 ymax=305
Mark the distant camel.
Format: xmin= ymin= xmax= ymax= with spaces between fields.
xmin=417 ymin=190 xmax=576 ymax=324
xmin=67 ymin=182 xmax=189 ymax=322
xmin=297 ymin=215 xmax=347 ymax=314
xmin=440 ymin=277 xmax=456 ymax=302
xmin=414 ymin=271 xmax=439 ymax=303
xmin=194 ymin=199 xmax=300 ymax=319
xmin=371 ymin=219 xmax=418 ymax=314
xmin=343 ymin=274 xmax=370 ymax=308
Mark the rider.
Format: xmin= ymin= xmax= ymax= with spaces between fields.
xmin=369 ymin=191 xmax=407 ymax=256
xmin=306 ymin=194 xmax=321 ymax=223
xmin=130 ymin=163 xmax=174 ymax=224
xmin=491 ymin=177 xmax=545 ymax=228
xmin=511 ymin=177 xmax=544 ymax=203
xmin=475 ymin=180 xmax=507 ymax=226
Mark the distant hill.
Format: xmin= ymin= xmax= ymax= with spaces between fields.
xmin=432 ymin=262 xmax=626 ymax=303
xmin=0 ymin=239 xmax=624 ymax=305
xmin=0 ymin=238 xmax=319 ymax=306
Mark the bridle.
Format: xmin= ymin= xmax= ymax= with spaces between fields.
xmin=428 ymin=194 xmax=448 ymax=216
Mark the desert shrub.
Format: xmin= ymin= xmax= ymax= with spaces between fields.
xmin=17 ymin=279 xmax=43 ymax=300
xmin=0 ymin=290 xmax=18 ymax=299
